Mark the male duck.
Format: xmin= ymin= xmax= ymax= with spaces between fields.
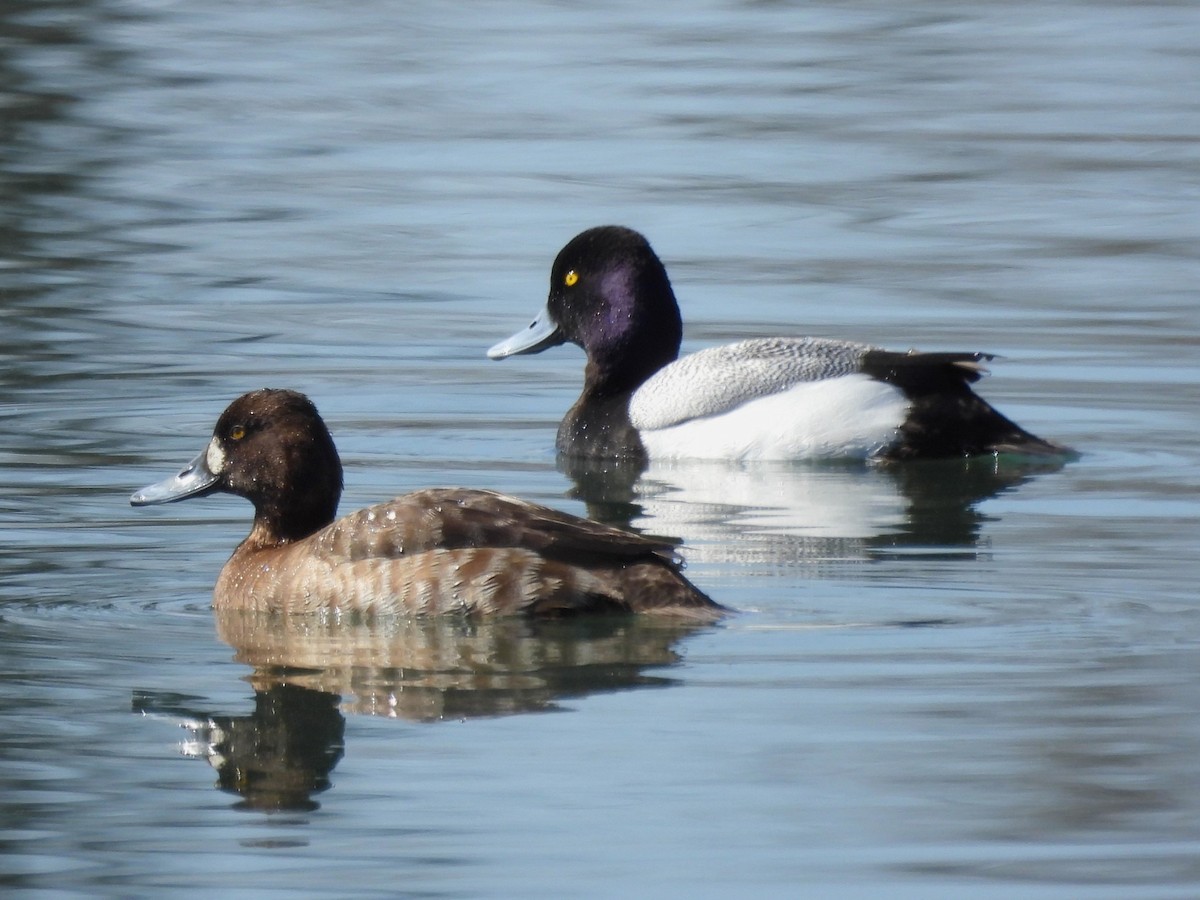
xmin=131 ymin=389 xmax=722 ymax=619
xmin=488 ymin=225 xmax=1070 ymax=462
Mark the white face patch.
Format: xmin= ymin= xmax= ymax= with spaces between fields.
xmin=205 ymin=437 xmax=227 ymax=474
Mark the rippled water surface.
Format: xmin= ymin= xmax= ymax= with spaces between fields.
xmin=2 ymin=1 xmax=1199 ymax=896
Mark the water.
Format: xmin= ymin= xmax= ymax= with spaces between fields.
xmin=2 ymin=0 xmax=1199 ymax=896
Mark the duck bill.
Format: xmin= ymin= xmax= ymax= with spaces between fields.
xmin=130 ymin=447 xmax=220 ymax=506
xmin=487 ymin=305 xmax=564 ymax=359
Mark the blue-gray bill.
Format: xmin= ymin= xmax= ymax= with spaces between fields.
xmin=130 ymin=449 xmax=220 ymax=506
xmin=486 ymin=305 xmax=563 ymax=359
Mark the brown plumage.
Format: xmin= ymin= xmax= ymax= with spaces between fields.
xmin=131 ymin=389 xmax=723 ymax=620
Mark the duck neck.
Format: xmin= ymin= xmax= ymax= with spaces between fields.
xmin=585 ymin=336 xmax=678 ymax=398
xmin=245 ymin=479 xmax=341 ymax=549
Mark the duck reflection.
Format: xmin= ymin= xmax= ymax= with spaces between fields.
xmin=135 ymin=683 xmax=345 ymax=813
xmin=215 ymin=609 xmax=710 ymax=719
xmin=563 ymin=454 xmax=1067 ymax=570
xmin=136 ymin=609 xmax=714 ymax=812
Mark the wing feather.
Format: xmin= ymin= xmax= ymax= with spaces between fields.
xmin=630 ymin=337 xmax=874 ymax=430
xmin=315 ymin=488 xmax=681 ymax=567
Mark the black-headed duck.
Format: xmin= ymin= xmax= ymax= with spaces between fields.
xmin=488 ymin=225 xmax=1071 ymax=463
xmin=131 ymin=389 xmax=722 ymax=620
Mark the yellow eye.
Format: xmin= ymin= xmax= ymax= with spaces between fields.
xmin=564 ymin=270 xmax=579 ymax=287
xmin=230 ymin=425 xmax=246 ymax=441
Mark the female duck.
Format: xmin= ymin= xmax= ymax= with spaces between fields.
xmin=131 ymin=389 xmax=721 ymax=619
xmin=488 ymin=225 xmax=1070 ymax=462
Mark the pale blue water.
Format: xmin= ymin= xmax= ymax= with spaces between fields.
xmin=2 ymin=1 xmax=1199 ymax=897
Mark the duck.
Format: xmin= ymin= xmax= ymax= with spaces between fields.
xmin=130 ymin=389 xmax=723 ymax=620
xmin=488 ymin=225 xmax=1071 ymax=462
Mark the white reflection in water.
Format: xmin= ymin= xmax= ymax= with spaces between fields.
xmin=562 ymin=454 xmax=1066 ymax=574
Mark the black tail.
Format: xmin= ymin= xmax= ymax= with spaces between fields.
xmin=862 ymin=349 xmax=1071 ymax=460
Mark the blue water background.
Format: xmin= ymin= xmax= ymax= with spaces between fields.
xmin=1 ymin=2 xmax=1198 ymax=896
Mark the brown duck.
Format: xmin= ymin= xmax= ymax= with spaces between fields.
xmin=131 ymin=389 xmax=722 ymax=620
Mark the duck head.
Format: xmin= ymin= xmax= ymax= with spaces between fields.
xmin=488 ymin=226 xmax=683 ymax=393
xmin=131 ymin=389 xmax=343 ymax=545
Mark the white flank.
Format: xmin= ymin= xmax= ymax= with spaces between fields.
xmin=636 ymin=374 xmax=909 ymax=461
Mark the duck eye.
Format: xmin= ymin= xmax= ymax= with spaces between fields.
xmin=229 ymin=425 xmax=246 ymax=441
xmin=564 ymin=270 xmax=579 ymax=287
